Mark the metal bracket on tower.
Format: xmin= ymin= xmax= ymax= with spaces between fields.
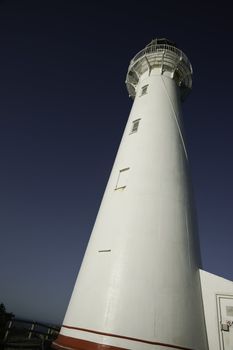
xmin=144 ymin=55 xmax=151 ymax=76
xmin=161 ymin=51 xmax=165 ymax=75
xmin=132 ymin=67 xmax=140 ymax=81
xmin=171 ymin=55 xmax=182 ymax=79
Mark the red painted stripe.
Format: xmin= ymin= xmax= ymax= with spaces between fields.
xmin=53 ymin=334 xmax=131 ymax=350
xmin=61 ymin=324 xmax=194 ymax=350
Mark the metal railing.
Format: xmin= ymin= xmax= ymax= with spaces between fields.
xmin=126 ymin=43 xmax=192 ymax=100
xmin=129 ymin=44 xmax=192 ymax=73
xmin=1 ymin=318 xmax=60 ymax=349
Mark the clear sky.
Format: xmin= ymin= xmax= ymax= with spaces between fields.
xmin=0 ymin=0 xmax=232 ymax=325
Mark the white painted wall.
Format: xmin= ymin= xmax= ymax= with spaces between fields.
xmin=200 ymin=270 xmax=233 ymax=350
xmin=58 ymin=66 xmax=208 ymax=350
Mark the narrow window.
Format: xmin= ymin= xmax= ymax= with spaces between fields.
xmin=115 ymin=167 xmax=130 ymax=190
xmin=130 ymin=119 xmax=141 ymax=134
xmin=140 ymin=84 xmax=148 ymax=96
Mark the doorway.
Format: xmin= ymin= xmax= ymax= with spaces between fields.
xmin=217 ymin=294 xmax=233 ymax=350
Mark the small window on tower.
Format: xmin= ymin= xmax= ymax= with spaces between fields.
xmin=130 ymin=119 xmax=141 ymax=134
xmin=140 ymin=84 xmax=148 ymax=96
xmin=115 ymin=167 xmax=130 ymax=190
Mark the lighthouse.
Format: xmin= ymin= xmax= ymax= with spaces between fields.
xmin=53 ymin=39 xmax=233 ymax=350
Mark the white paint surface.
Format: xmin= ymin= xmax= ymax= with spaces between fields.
xmin=200 ymin=270 xmax=233 ymax=350
xmin=59 ymin=41 xmax=209 ymax=350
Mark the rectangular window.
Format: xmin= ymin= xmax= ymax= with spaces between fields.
xmin=130 ymin=119 xmax=141 ymax=134
xmin=140 ymin=84 xmax=148 ymax=96
xmin=115 ymin=167 xmax=130 ymax=190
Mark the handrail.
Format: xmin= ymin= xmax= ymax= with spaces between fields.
xmin=129 ymin=44 xmax=190 ymax=69
xmin=2 ymin=318 xmax=60 ymax=344
xmin=13 ymin=318 xmax=60 ymax=331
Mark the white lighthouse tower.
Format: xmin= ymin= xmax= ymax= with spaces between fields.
xmin=53 ymin=39 xmax=213 ymax=350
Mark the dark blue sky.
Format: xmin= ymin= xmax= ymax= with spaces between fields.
xmin=0 ymin=0 xmax=232 ymax=325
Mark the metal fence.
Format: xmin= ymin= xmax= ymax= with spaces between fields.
xmin=1 ymin=318 xmax=60 ymax=349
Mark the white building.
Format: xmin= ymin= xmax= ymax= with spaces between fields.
xmin=53 ymin=39 xmax=233 ymax=350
